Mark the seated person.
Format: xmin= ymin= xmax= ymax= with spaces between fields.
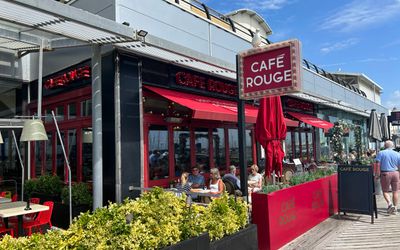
xmin=222 ymin=165 xmax=241 ymax=190
xmin=248 ymin=164 xmax=262 ymax=193
xmin=176 ymin=172 xmax=191 ymax=194
xmin=188 ymin=165 xmax=205 ymax=189
xmin=209 ymin=168 xmax=224 ymax=195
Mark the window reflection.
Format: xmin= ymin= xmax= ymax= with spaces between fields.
xmin=148 ymin=125 xmax=169 ymax=180
xmin=68 ymin=103 xmax=76 ymax=119
xmin=213 ymin=128 xmax=225 ymax=171
xmin=35 ymin=141 xmax=43 ymax=177
xmin=68 ymin=129 xmax=77 ymax=182
xmin=56 ymin=131 xmax=65 ymax=180
xmin=81 ymin=99 xmax=92 ymax=117
xmin=45 ymin=133 xmax=52 ymax=175
xmin=245 ymin=129 xmax=253 ymax=166
xmin=174 ymin=126 xmax=190 ymax=177
xmin=228 ymin=129 xmax=239 ymax=167
xmin=195 ymin=128 xmax=209 ymax=173
xmin=56 ymin=106 xmax=64 ymax=121
xmin=82 ymin=128 xmax=92 ymax=181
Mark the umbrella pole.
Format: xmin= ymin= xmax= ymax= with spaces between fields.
xmin=272 ymin=170 xmax=276 ymax=186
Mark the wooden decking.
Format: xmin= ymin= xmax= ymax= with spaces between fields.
xmin=281 ymin=195 xmax=400 ymax=249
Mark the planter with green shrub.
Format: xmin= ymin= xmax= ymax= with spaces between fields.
xmin=24 ymin=175 xmax=63 ymax=202
xmin=0 ymin=188 xmax=252 ymax=249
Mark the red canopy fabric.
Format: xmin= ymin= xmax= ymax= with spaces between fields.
xmin=287 ymin=111 xmax=334 ymax=129
xmin=145 ymin=86 xmax=259 ymax=123
xmin=255 ymin=96 xmax=287 ymax=177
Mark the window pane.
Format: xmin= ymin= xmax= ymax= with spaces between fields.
xmin=213 ymin=128 xmax=226 ymax=171
xmin=56 ymin=106 xmax=64 ymax=121
xmin=195 ymin=128 xmax=209 ymax=173
xmin=228 ymin=129 xmax=239 ymax=167
xmin=308 ymin=132 xmax=314 ymax=161
xmin=285 ymin=131 xmax=293 ymax=161
xmin=56 ymin=131 xmax=65 ymax=180
xmin=81 ymin=99 xmax=92 ymax=117
xmin=174 ymin=126 xmax=190 ymax=176
xmin=294 ymin=131 xmax=300 ymax=158
xmin=245 ymin=129 xmax=253 ymax=166
xmin=148 ymin=125 xmax=169 ymax=180
xmin=45 ymin=133 xmax=52 ymax=174
xmin=68 ymin=103 xmax=77 ymax=119
xmin=45 ymin=109 xmax=52 ymax=122
xmin=68 ymin=129 xmax=77 ymax=182
xmin=35 ymin=141 xmax=43 ymax=177
xmin=82 ymin=128 xmax=92 ymax=181
xmin=301 ymin=133 xmax=307 ymax=162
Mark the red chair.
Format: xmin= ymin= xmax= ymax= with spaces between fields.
xmin=23 ymin=198 xmax=41 ymax=221
xmin=11 ymin=194 xmax=18 ymax=202
xmin=0 ymin=225 xmax=14 ymax=238
xmin=22 ymin=201 xmax=53 ymax=236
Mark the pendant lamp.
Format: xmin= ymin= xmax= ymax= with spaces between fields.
xmin=20 ymin=119 xmax=48 ymax=141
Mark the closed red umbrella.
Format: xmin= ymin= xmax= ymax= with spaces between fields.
xmin=255 ymin=96 xmax=287 ymax=177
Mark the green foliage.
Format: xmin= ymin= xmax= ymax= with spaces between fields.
xmin=33 ymin=175 xmax=63 ymax=196
xmin=1 ymin=188 xmax=248 ymax=249
xmin=61 ymin=183 xmax=92 ymax=206
xmin=24 ymin=179 xmax=36 ymax=198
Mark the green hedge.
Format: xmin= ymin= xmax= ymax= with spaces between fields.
xmin=0 ymin=188 xmax=248 ymax=249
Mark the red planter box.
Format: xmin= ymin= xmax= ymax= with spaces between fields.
xmin=252 ymin=174 xmax=338 ymax=250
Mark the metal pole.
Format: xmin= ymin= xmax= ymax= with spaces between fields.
xmin=51 ymin=110 xmax=72 ymax=225
xmin=11 ymin=130 xmax=24 ymax=201
xmin=38 ymin=39 xmax=44 ymax=118
xmin=27 ymin=84 xmax=31 ymax=180
xmin=92 ymin=45 xmax=103 ymax=209
xmin=236 ymin=55 xmax=248 ymax=200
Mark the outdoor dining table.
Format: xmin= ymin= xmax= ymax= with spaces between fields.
xmin=0 ymin=201 xmax=49 ymax=237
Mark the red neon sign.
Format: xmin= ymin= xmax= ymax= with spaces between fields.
xmin=44 ymin=66 xmax=91 ymax=89
xmin=175 ymin=71 xmax=237 ymax=96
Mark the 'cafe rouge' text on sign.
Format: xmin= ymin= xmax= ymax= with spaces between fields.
xmin=44 ymin=66 xmax=91 ymax=89
xmin=238 ymin=39 xmax=302 ymax=100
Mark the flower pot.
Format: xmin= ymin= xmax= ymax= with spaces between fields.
xmin=210 ymin=224 xmax=258 ymax=250
xmin=252 ymin=174 xmax=337 ymax=250
xmin=52 ymin=202 xmax=91 ymax=229
xmin=163 ymin=233 xmax=210 ymax=250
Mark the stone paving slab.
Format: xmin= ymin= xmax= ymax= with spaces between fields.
xmin=281 ymin=195 xmax=400 ymax=250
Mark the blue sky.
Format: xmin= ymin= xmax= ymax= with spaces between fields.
xmin=204 ymin=0 xmax=400 ymax=111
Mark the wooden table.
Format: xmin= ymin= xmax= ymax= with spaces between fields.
xmin=0 ymin=201 xmax=49 ymax=236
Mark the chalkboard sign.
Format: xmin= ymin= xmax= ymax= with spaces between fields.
xmin=338 ymin=165 xmax=377 ymax=223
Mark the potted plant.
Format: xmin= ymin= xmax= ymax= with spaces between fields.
xmin=53 ymin=183 xmax=92 ymax=229
xmin=252 ymin=169 xmax=337 ymax=250
xmin=30 ymin=175 xmax=63 ymax=202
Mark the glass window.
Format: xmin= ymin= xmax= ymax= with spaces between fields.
xmin=308 ymin=132 xmax=314 ymax=161
xmin=245 ymin=129 xmax=253 ymax=167
xmin=294 ymin=131 xmax=300 ymax=159
xmin=195 ymin=128 xmax=209 ymax=173
xmin=56 ymin=106 xmax=64 ymax=121
xmin=68 ymin=103 xmax=77 ymax=119
xmin=45 ymin=109 xmax=52 ymax=122
xmin=81 ymin=99 xmax=92 ymax=117
xmin=45 ymin=133 xmax=52 ymax=174
xmin=56 ymin=131 xmax=65 ymax=180
xmin=68 ymin=129 xmax=77 ymax=182
xmin=174 ymin=126 xmax=190 ymax=176
xmin=301 ymin=133 xmax=307 ymax=162
xmin=285 ymin=131 xmax=293 ymax=161
xmin=213 ymin=128 xmax=226 ymax=171
xmin=228 ymin=129 xmax=239 ymax=167
xmin=148 ymin=125 xmax=169 ymax=180
xmin=82 ymin=128 xmax=92 ymax=181
xmin=35 ymin=141 xmax=43 ymax=177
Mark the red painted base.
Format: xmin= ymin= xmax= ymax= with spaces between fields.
xmin=252 ymin=174 xmax=338 ymax=250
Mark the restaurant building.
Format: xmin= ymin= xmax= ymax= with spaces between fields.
xmin=0 ymin=0 xmax=388 ymax=204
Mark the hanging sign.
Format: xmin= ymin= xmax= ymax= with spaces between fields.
xmin=44 ymin=66 xmax=91 ymax=89
xmin=238 ymin=39 xmax=301 ymax=100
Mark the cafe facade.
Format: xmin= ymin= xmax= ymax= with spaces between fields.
xmin=1 ymin=0 xmax=388 ymax=204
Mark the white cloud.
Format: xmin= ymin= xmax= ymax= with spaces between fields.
xmin=320 ymin=38 xmax=359 ymax=54
xmin=385 ymin=90 xmax=400 ymax=110
xmin=319 ymin=57 xmax=399 ymax=67
xmin=320 ymin=0 xmax=400 ymax=32
xmin=236 ymin=0 xmax=292 ymax=10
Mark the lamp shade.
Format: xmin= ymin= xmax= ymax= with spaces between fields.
xmin=0 ymin=131 xmax=3 ymax=144
xmin=20 ymin=120 xmax=48 ymax=141
xmin=82 ymin=130 xmax=93 ymax=143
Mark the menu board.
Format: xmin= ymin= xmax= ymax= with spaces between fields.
xmin=337 ymin=165 xmax=377 ymax=223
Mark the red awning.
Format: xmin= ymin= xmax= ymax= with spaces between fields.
xmin=287 ymin=111 xmax=334 ymax=129
xmin=284 ymin=118 xmax=299 ymax=127
xmin=145 ymin=86 xmax=259 ymax=123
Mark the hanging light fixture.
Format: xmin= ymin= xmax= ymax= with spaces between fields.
xmin=82 ymin=130 xmax=93 ymax=144
xmin=20 ymin=120 xmax=48 ymax=141
xmin=0 ymin=131 xmax=3 ymax=144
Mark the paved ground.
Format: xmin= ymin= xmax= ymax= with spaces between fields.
xmin=281 ymin=195 xmax=400 ymax=249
